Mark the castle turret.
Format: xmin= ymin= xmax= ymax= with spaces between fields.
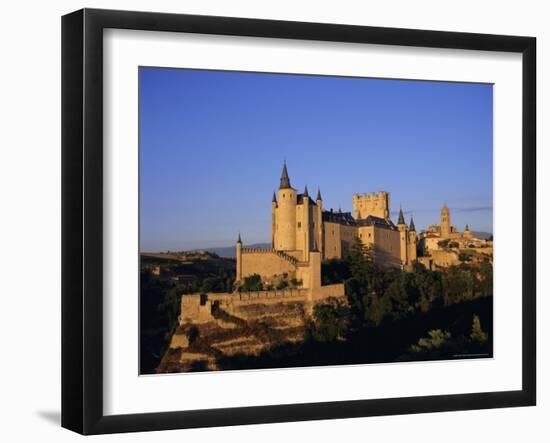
xmin=408 ymin=217 xmax=417 ymax=262
xmin=441 ymin=203 xmax=451 ymax=237
xmin=275 ymin=161 xmax=297 ymax=251
xmin=464 ymin=224 xmax=473 ymax=239
xmin=301 ymin=185 xmax=311 ymax=261
xmin=397 ymin=207 xmax=406 ymax=225
xmin=316 ymin=187 xmax=323 ymax=258
xmin=271 ymin=191 xmax=277 ymax=248
xmin=397 ymin=207 xmax=408 ymax=265
xmin=235 ymin=233 xmax=243 ymax=284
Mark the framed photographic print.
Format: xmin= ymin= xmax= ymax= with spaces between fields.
xmin=61 ymin=8 xmax=536 ymax=435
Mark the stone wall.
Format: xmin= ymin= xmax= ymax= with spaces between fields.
xmin=240 ymin=248 xmax=297 ymax=282
xmin=179 ymin=283 xmax=346 ymax=325
xmin=373 ymin=226 xmax=401 ymax=269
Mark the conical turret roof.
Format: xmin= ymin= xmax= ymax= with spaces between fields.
xmin=398 ymin=207 xmax=405 ymax=225
xmin=409 ymin=217 xmax=416 ymax=231
xmin=316 ymin=188 xmax=322 ymax=201
xmin=279 ymin=160 xmax=291 ymax=189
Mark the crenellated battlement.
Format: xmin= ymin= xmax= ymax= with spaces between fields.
xmin=241 ymin=247 xmax=298 ymax=265
xmin=353 ymin=191 xmax=390 ymax=220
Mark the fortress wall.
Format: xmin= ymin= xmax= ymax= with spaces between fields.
xmin=340 ymin=224 xmax=356 ymax=257
xmin=358 ymin=225 xmax=375 ymax=248
xmin=373 ymin=226 xmax=401 ymax=269
xmin=310 ymin=283 xmax=346 ymax=302
xmin=179 ymin=285 xmax=346 ymax=324
xmin=241 ymin=250 xmax=296 ymax=282
xmin=324 ymin=222 xmax=342 ymax=259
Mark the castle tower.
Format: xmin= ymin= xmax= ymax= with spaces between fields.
xmin=408 ymin=217 xmax=417 ymax=263
xmin=235 ymin=233 xmax=242 ymax=283
xmin=464 ymin=224 xmax=473 ymax=239
xmin=302 ymin=185 xmax=310 ymax=262
xmin=441 ymin=203 xmax=451 ymax=237
xmin=271 ymin=191 xmax=277 ymax=248
xmin=316 ymin=188 xmax=323 ymax=259
xmin=352 ymin=191 xmax=390 ymax=220
xmin=396 ymin=207 xmax=408 ymax=265
xmin=275 ymin=161 xmax=297 ymax=251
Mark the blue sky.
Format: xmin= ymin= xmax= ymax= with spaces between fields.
xmin=139 ymin=67 xmax=493 ymax=252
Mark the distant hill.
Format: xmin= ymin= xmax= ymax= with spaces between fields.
xmin=147 ymin=233 xmax=492 ymax=260
xmin=206 ymin=242 xmax=271 ymax=258
xmin=473 ymin=231 xmax=493 ymax=240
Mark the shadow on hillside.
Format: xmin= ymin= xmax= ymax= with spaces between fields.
xmin=216 ymin=296 xmax=493 ymax=371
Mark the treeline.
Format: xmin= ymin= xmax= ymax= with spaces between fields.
xmin=306 ymin=237 xmax=493 ymax=361
xmin=321 ymin=237 xmax=492 ymax=328
xmin=140 ymin=271 xmax=182 ymax=374
xmin=140 ymin=256 xmax=237 ymax=373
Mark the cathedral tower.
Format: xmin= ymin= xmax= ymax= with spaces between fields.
xmin=274 ymin=161 xmax=297 ymax=251
xmin=441 ymin=203 xmax=451 ymax=237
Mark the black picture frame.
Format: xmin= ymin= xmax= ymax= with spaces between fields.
xmin=62 ymin=8 xmax=536 ymax=435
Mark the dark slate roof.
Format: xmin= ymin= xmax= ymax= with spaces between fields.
xmin=322 ymin=210 xmax=356 ymax=226
xmin=409 ymin=217 xmax=416 ymax=231
xmin=316 ymin=188 xmax=322 ymax=201
xmin=322 ymin=211 xmax=396 ymax=230
xmin=356 ymin=215 xmax=396 ymax=230
xmin=297 ymin=194 xmax=316 ymax=205
xmin=279 ymin=161 xmax=291 ymax=189
xmin=397 ymin=208 xmax=405 ymax=225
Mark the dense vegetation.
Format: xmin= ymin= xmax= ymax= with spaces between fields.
xmin=143 ymin=239 xmax=493 ymax=373
xmin=139 ymin=254 xmax=236 ymax=373
xmin=219 ymin=237 xmax=493 ymax=370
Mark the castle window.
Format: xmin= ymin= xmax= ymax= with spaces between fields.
xmin=297 ymin=222 xmax=301 ymax=228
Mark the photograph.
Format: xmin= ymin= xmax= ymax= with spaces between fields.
xmin=138 ymin=67 xmax=494 ymax=375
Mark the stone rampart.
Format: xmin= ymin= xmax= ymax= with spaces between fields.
xmin=179 ymin=283 xmax=346 ymax=324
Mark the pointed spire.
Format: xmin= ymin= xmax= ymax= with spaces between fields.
xmin=237 ymin=232 xmax=242 ymax=244
xmin=409 ymin=217 xmax=416 ymax=231
xmin=272 ymin=191 xmax=277 ymax=203
xmin=316 ymin=187 xmax=322 ymax=201
xmin=303 ymin=185 xmax=309 ymax=197
xmin=465 ymin=224 xmax=470 ymax=231
xmin=398 ymin=207 xmax=405 ymax=225
xmin=279 ymin=160 xmax=291 ymax=189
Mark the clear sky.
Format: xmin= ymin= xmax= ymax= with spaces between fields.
xmin=139 ymin=67 xmax=493 ymax=252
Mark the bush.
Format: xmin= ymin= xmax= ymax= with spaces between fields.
xmin=240 ymin=274 xmax=263 ymax=292
xmin=305 ymin=297 xmax=348 ymax=343
xmin=470 ymin=315 xmax=488 ymax=343
xmin=411 ymin=329 xmax=451 ymax=352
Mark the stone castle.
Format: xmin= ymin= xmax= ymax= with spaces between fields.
xmin=235 ymin=162 xmax=418 ymax=293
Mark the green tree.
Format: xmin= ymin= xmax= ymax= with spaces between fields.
xmin=305 ymin=298 xmax=348 ymax=343
xmin=478 ymin=260 xmax=493 ymax=297
xmin=470 ymin=315 xmax=488 ymax=343
xmin=349 ymin=237 xmax=374 ymax=285
xmin=240 ymin=274 xmax=263 ymax=292
xmin=411 ymin=329 xmax=451 ymax=352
